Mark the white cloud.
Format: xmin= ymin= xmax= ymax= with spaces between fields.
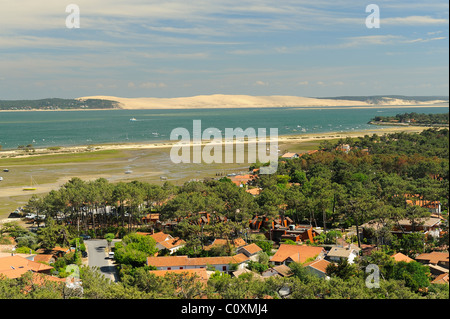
xmin=298 ymin=81 xmax=309 ymax=85
xmin=382 ymin=16 xmax=449 ymax=26
xmin=405 ymin=37 xmax=447 ymax=43
xmin=255 ymin=80 xmax=268 ymax=86
xmin=139 ymin=82 xmax=167 ymax=89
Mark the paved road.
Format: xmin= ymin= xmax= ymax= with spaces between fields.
xmin=85 ymin=239 xmax=118 ymax=282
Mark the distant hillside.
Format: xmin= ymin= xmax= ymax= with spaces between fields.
xmin=317 ymin=95 xmax=449 ymax=105
xmin=0 ymin=98 xmax=120 ymax=110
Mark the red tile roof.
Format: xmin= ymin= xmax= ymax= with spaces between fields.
xmin=147 ymin=253 xmax=249 ymax=268
xmin=415 ymin=252 xmax=449 ymax=264
xmin=391 ymin=252 xmax=414 ymax=263
xmin=157 ymin=237 xmax=186 ymax=249
xmin=270 ymin=244 xmax=325 ymax=264
xmin=303 ymin=259 xmax=331 ymax=273
xmin=204 ymin=238 xmax=246 ymax=251
xmin=149 ymin=268 xmax=209 ymax=283
xmin=0 ymin=255 xmax=54 ymax=279
xmin=431 ymin=273 xmax=449 ymax=285
xmin=240 ymin=243 xmax=262 ymax=255
xmin=149 ymin=231 xmax=172 ymax=243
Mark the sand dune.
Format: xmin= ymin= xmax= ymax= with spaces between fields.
xmin=77 ymin=94 xmax=371 ymax=109
xmin=77 ymin=94 xmax=447 ymax=110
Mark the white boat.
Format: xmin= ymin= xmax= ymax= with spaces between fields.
xmin=130 ymin=118 xmax=137 ymax=122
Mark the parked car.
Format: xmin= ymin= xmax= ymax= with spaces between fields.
xmin=80 ymin=234 xmax=91 ymax=240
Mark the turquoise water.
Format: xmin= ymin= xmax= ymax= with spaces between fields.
xmin=0 ymin=106 xmax=447 ymax=150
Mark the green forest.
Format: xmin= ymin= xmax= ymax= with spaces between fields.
xmin=0 ymin=98 xmax=119 ymax=110
xmin=0 ymin=128 xmax=448 ymax=299
xmin=370 ymin=112 xmax=449 ymax=125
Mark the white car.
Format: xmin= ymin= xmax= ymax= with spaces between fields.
xmin=0 ymin=177 xmax=3 ymax=181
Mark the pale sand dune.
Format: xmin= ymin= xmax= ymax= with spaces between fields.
xmin=77 ymin=94 xmax=371 ymax=109
xmin=77 ymin=94 xmax=447 ymax=109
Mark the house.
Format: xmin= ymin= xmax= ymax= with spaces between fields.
xmin=246 ymin=188 xmax=262 ymax=196
xmin=141 ymin=213 xmax=160 ymax=224
xmin=35 ymin=246 xmax=73 ymax=259
xmin=267 ymin=223 xmax=318 ymax=243
xmin=415 ymin=252 xmax=449 ymax=269
xmin=236 ymin=243 xmax=263 ymax=261
xmin=149 ymin=268 xmax=210 ymax=285
xmin=0 ymin=255 xmax=54 ymax=279
xmin=33 ymin=254 xmax=56 ymax=264
xmin=139 ymin=231 xmax=186 ymax=254
xmin=146 ymin=253 xmax=250 ymax=272
xmin=427 ymin=264 xmax=449 ymax=277
xmin=262 ymin=264 xmax=292 ymax=278
xmin=303 ymin=259 xmax=331 ymax=279
xmin=431 ymin=273 xmax=449 ymax=285
xmin=148 ymin=231 xmax=173 ymax=243
xmin=391 ymin=252 xmax=414 ymax=263
xmin=156 ymin=237 xmax=186 ymax=254
xmin=232 ymin=268 xmax=264 ymax=280
xmin=361 ymin=217 xmax=442 ymax=239
xmin=269 ymin=244 xmax=325 ymax=265
xmin=228 ymin=174 xmax=257 ymax=187
xmin=336 ymin=144 xmax=351 ymax=153
xmin=326 ymin=244 xmax=361 ymax=264
xmin=405 ymin=195 xmax=442 ymax=215
xmin=280 ymin=153 xmax=299 ymax=159
xmin=360 ymin=244 xmax=377 ymax=256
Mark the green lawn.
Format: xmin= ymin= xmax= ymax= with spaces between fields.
xmin=0 ymin=149 xmax=124 ymax=166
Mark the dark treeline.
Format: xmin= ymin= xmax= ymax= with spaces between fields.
xmin=371 ymin=112 xmax=449 ymax=125
xmin=0 ymin=98 xmax=119 ymax=110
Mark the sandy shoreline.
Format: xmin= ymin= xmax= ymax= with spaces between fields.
xmin=0 ymin=125 xmax=435 ymax=159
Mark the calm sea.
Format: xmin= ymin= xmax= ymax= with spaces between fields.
xmin=0 ymin=106 xmax=447 ymax=150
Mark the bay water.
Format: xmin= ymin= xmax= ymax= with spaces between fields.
xmin=0 ymin=106 xmax=447 ymax=150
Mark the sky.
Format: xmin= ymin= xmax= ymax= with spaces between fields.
xmin=0 ymin=0 xmax=448 ymax=99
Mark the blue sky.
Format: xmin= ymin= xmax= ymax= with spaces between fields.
xmin=0 ymin=0 xmax=448 ymax=99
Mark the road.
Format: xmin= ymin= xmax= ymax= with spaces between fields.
xmin=84 ymin=239 xmax=118 ymax=282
